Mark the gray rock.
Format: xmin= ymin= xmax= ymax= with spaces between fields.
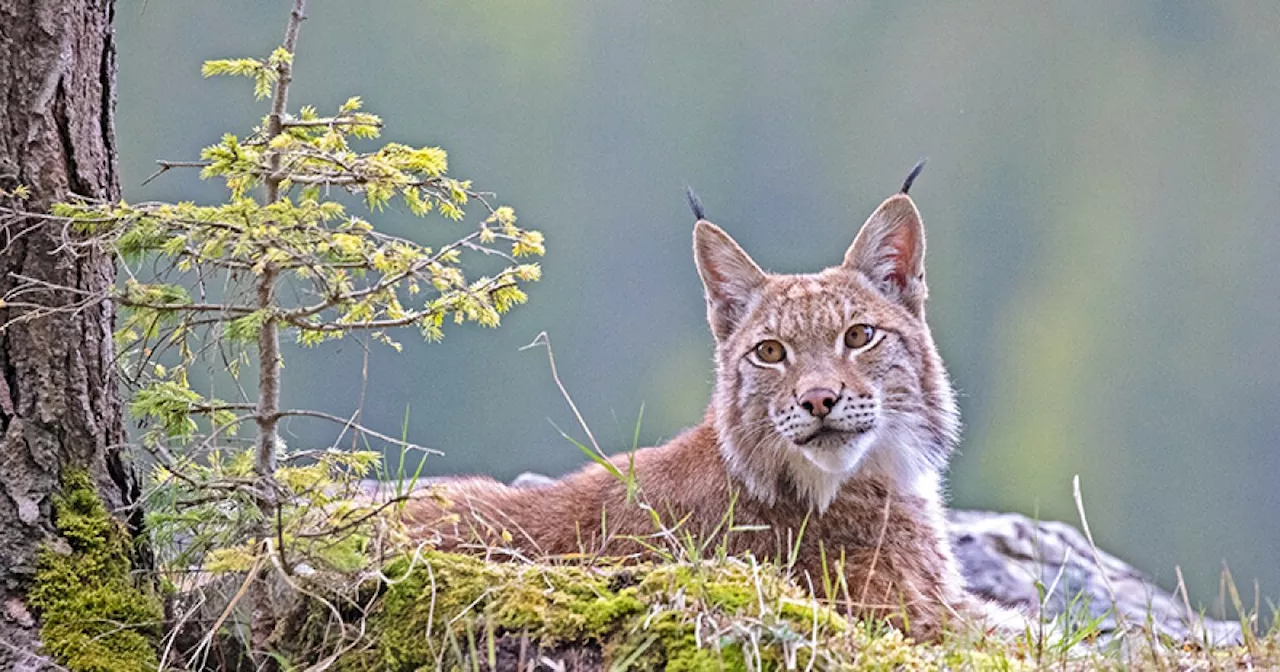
xmin=949 ymin=509 xmax=1241 ymax=645
xmin=510 ymin=471 xmax=557 ymax=488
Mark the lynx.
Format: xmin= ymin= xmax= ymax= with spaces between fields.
xmin=403 ymin=166 xmax=980 ymax=638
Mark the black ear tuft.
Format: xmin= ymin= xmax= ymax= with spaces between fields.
xmin=685 ymin=186 xmax=706 ymax=221
xmin=901 ymin=159 xmax=927 ymax=194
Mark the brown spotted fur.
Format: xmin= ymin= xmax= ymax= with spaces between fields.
xmin=403 ymin=187 xmax=979 ymax=639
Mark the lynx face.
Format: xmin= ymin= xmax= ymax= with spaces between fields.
xmin=694 ymin=193 xmax=959 ymax=512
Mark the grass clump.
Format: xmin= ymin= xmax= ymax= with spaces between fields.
xmin=28 ymin=470 xmax=162 ymax=672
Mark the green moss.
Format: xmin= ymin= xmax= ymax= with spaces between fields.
xmin=778 ymin=597 xmax=847 ymax=631
xmin=634 ymin=563 xmax=757 ymax=613
xmin=357 ymin=551 xmax=646 ymax=668
xmin=613 ymin=610 xmax=749 ymax=671
xmin=311 ymin=546 xmax=1033 ymax=670
xmin=28 ymin=471 xmax=162 ymax=672
xmin=330 ymin=552 xmax=901 ymax=670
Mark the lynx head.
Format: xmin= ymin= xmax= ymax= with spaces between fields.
xmin=692 ymin=183 xmax=959 ymax=512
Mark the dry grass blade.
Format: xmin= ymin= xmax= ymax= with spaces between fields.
xmin=1072 ymin=474 xmax=1129 ymax=635
xmin=521 ymin=331 xmax=607 ymax=461
xmin=858 ymin=496 xmax=893 ymax=609
xmin=191 ymin=553 xmax=266 ymax=666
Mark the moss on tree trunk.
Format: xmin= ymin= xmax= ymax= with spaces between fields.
xmin=28 ymin=471 xmax=161 ymax=672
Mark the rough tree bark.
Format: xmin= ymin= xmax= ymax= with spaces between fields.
xmin=0 ymin=0 xmax=140 ymax=668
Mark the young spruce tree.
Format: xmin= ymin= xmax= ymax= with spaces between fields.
xmin=30 ymin=0 xmax=544 ymax=665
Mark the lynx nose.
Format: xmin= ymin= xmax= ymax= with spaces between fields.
xmin=798 ymin=388 xmax=838 ymax=419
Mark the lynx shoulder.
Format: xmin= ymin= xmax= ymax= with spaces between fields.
xmin=402 ymin=169 xmax=982 ymax=638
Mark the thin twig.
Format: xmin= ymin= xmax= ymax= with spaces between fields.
xmin=274 ymin=409 xmax=442 ymax=455
xmin=281 ymin=116 xmax=383 ymax=129
xmin=292 ymin=494 xmax=409 ymax=539
xmin=141 ymin=160 xmax=213 ymax=187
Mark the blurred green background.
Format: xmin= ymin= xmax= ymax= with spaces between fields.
xmin=115 ymin=2 xmax=1280 ymax=612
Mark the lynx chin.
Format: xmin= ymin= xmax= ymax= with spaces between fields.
xmin=404 ymin=167 xmax=993 ymax=638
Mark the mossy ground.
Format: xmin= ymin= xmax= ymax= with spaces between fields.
xmin=19 ymin=476 xmax=1271 ymax=671
xmin=322 ymin=550 xmax=1018 ymax=671
xmin=28 ymin=470 xmax=162 ymax=672
xmin=24 ymin=484 xmax=1268 ymax=672
xmin=297 ymin=547 xmax=1280 ymax=671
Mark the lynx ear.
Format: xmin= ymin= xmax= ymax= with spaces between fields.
xmin=694 ymin=220 xmax=766 ymax=341
xmin=842 ymin=194 xmax=927 ymax=314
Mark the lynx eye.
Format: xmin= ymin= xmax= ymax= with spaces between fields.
xmin=844 ymin=324 xmax=876 ymax=350
xmin=753 ymin=339 xmax=786 ymax=364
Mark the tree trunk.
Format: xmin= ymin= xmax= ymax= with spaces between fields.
xmin=0 ymin=0 xmax=139 ymax=668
